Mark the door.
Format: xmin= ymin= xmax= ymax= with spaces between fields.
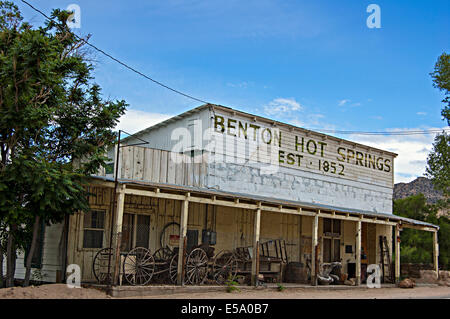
xmin=121 ymin=213 xmax=151 ymax=251
xmin=121 ymin=213 xmax=134 ymax=252
xmin=322 ymin=218 xmax=341 ymax=263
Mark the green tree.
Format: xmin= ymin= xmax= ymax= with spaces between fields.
xmin=430 ymin=52 xmax=450 ymax=125
xmin=426 ymin=52 xmax=450 ymax=196
xmin=394 ymin=194 xmax=449 ymax=269
xmin=0 ymin=2 xmax=126 ymax=287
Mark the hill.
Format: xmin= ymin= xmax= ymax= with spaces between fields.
xmin=394 ymin=177 xmax=444 ymax=204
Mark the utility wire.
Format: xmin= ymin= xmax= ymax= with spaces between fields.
xmin=312 ymin=128 xmax=449 ymax=136
xmin=20 ymin=1 xmax=450 ymax=137
xmin=21 ymin=0 xmax=210 ymax=104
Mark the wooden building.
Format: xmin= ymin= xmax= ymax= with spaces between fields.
xmin=6 ymin=104 xmax=440 ymax=287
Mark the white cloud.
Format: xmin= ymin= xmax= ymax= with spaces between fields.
xmin=264 ymin=98 xmax=303 ymax=116
xmin=226 ymin=81 xmax=249 ymax=88
xmin=116 ymin=109 xmax=173 ymax=134
xmin=338 ymin=99 xmax=362 ymax=107
xmin=348 ymin=127 xmax=448 ymax=183
xmin=416 ymin=112 xmax=427 ymax=116
xmin=338 ymin=99 xmax=350 ymax=106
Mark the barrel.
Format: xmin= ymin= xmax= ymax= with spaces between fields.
xmin=284 ymin=262 xmax=308 ymax=283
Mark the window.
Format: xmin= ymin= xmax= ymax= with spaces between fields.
xmin=83 ymin=210 xmax=105 ymax=249
xmin=322 ymin=218 xmax=341 ymax=263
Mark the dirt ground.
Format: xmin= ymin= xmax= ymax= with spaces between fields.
xmin=0 ymin=284 xmax=449 ymax=299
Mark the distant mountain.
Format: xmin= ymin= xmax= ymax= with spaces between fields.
xmin=394 ymin=177 xmax=444 ymax=204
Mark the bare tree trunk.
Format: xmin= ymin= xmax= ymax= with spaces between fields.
xmin=24 ymin=215 xmax=40 ymax=287
xmin=6 ymin=224 xmax=16 ymax=287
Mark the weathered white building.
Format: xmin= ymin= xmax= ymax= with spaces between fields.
xmin=6 ymin=104 xmax=440 ymax=289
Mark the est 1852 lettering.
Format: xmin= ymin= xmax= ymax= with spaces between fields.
xmin=319 ymin=160 xmax=345 ymax=176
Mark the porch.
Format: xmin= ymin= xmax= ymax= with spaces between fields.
xmin=66 ymin=176 xmax=440 ymax=288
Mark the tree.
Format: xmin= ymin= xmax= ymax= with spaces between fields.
xmin=430 ymin=52 xmax=450 ymax=126
xmin=426 ymin=133 xmax=450 ymax=196
xmin=394 ymin=194 xmax=449 ymax=269
xmin=426 ymin=52 xmax=450 ymax=196
xmin=0 ymin=2 xmax=126 ymax=286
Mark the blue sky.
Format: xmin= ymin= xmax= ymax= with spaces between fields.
xmin=19 ymin=0 xmax=449 ymax=182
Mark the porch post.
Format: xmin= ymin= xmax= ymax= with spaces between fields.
xmin=251 ymin=204 xmax=261 ymax=286
xmin=311 ymin=214 xmax=318 ymax=286
xmin=433 ymin=230 xmax=439 ymax=280
xmin=177 ymin=195 xmax=189 ymax=285
xmin=394 ymin=224 xmax=401 ymax=283
xmin=355 ymin=220 xmax=361 ymax=286
xmin=113 ymin=185 xmax=126 ymax=285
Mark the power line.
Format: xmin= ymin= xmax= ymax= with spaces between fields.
xmin=20 ymin=0 xmax=210 ymax=105
xmin=312 ymin=128 xmax=449 ymax=136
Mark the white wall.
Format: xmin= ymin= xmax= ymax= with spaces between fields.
xmin=2 ymin=222 xmax=64 ymax=283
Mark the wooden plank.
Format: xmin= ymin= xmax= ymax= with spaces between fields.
xmin=113 ymin=185 xmax=126 ymax=285
xmin=122 ymin=147 xmax=134 ymax=179
xmin=401 ymin=224 xmax=437 ymax=232
xmin=200 ymin=152 xmax=208 ymax=187
xmin=355 ymin=220 xmax=362 ymax=285
xmin=251 ymin=205 xmax=261 ymax=286
xmin=133 ymin=146 xmax=144 ymax=180
xmin=159 ymin=151 xmax=168 ymax=183
xmin=184 ymin=156 xmax=192 ymax=186
xmin=167 ymin=152 xmax=176 ymax=184
xmin=434 ymin=231 xmax=439 ymax=279
xmin=175 ymin=153 xmax=184 ymax=185
xmin=143 ymin=148 xmax=153 ymax=181
xmin=311 ymin=214 xmax=318 ymax=286
xmin=152 ymin=149 xmax=161 ymax=183
xmin=192 ymin=162 xmax=200 ymax=187
xmin=394 ymin=225 xmax=400 ymax=283
xmin=177 ymin=198 xmax=189 ymax=285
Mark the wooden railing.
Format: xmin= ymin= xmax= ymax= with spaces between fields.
xmin=95 ymin=146 xmax=208 ymax=188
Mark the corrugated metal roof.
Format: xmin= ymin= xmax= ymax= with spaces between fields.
xmin=91 ymin=176 xmax=438 ymax=230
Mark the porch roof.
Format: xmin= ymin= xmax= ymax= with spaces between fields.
xmin=90 ymin=176 xmax=439 ymax=231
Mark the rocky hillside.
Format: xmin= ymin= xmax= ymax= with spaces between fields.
xmin=394 ymin=177 xmax=444 ymax=204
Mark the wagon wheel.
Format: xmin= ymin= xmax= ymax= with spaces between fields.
xmin=212 ymin=250 xmax=238 ymax=284
xmin=92 ymin=247 xmax=115 ymax=284
xmin=169 ymin=253 xmax=179 ymax=284
xmin=122 ymin=247 xmax=155 ymax=285
xmin=186 ymin=248 xmax=209 ymax=285
xmin=153 ymin=247 xmax=173 ymax=262
xmin=152 ymin=247 xmax=173 ymax=283
xmin=160 ymin=222 xmax=180 ymax=252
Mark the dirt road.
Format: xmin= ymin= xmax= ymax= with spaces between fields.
xmin=0 ymin=284 xmax=449 ymax=299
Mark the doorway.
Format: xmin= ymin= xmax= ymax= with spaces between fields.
xmin=121 ymin=213 xmax=151 ymax=252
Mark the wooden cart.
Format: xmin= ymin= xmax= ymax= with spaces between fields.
xmin=234 ymin=239 xmax=288 ymax=283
